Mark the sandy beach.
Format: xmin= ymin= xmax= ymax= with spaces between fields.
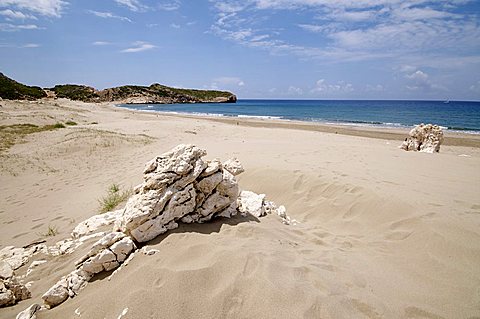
xmin=1 ymin=99 xmax=479 ymax=318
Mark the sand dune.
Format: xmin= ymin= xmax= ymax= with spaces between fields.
xmin=1 ymin=99 xmax=479 ymax=318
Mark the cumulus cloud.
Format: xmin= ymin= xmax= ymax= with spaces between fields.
xmin=403 ymin=69 xmax=445 ymax=91
xmin=288 ymin=86 xmax=303 ymax=95
xmin=210 ymin=77 xmax=245 ymax=89
xmin=0 ymin=0 xmax=67 ymax=17
xmin=311 ymin=79 xmax=354 ymax=93
xmin=88 ymin=10 xmax=131 ymax=22
xmin=469 ymin=81 xmax=480 ymax=94
xmin=121 ymin=41 xmax=156 ymax=53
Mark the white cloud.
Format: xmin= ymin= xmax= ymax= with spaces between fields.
xmin=403 ymin=69 xmax=445 ymax=91
xmin=88 ymin=10 xmax=131 ymax=22
xmin=0 ymin=9 xmax=36 ymax=19
xmin=0 ymin=22 xmax=40 ymax=31
xmin=114 ymin=0 xmax=147 ymax=12
xmin=288 ymin=86 xmax=303 ymax=95
xmin=0 ymin=0 xmax=67 ymax=17
xmin=469 ymin=81 xmax=480 ymax=93
xmin=366 ymin=84 xmax=384 ymax=92
xmin=311 ymin=79 xmax=354 ymax=93
xmin=92 ymin=41 xmax=112 ymax=46
xmin=21 ymin=43 xmax=39 ymax=48
xmin=210 ymin=77 xmax=245 ymax=89
xmin=170 ymin=23 xmax=180 ymax=29
xmin=158 ymin=0 xmax=181 ymax=11
xmin=209 ymin=0 xmax=480 ymax=69
xmin=121 ymin=41 xmax=156 ymax=53
xmin=0 ymin=42 xmax=39 ymax=48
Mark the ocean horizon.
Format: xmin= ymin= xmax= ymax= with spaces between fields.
xmin=118 ymin=99 xmax=480 ymax=134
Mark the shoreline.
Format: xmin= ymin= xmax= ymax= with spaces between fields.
xmin=114 ymin=105 xmax=480 ymax=148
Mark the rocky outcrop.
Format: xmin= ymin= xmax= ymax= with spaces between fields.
xmin=15 ymin=144 xmax=288 ymax=312
xmin=16 ymin=303 xmax=41 ymax=319
xmin=0 ymin=272 xmax=31 ymax=307
xmin=116 ymin=144 xmax=240 ymax=242
xmin=400 ymin=123 xmax=444 ymax=153
xmin=48 ymin=83 xmax=236 ymax=104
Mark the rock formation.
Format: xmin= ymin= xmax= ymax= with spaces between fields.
xmin=400 ymin=123 xmax=444 ymax=153
xmin=0 ymin=261 xmax=31 ymax=307
xmin=1 ymin=144 xmax=290 ymax=315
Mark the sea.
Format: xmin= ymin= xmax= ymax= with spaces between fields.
xmin=118 ymin=99 xmax=480 ymax=134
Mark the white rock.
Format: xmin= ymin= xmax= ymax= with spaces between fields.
xmin=0 ymin=261 xmax=14 ymax=279
xmin=42 ymin=279 xmax=68 ymax=308
xmin=237 ymin=190 xmax=266 ymax=217
xmin=223 ymin=158 xmax=244 ymax=176
xmin=16 ymin=303 xmax=41 ymax=319
xmin=199 ymin=159 xmax=222 ymax=177
xmin=110 ymin=237 xmax=135 ymax=263
xmin=71 ymin=209 xmax=123 ymax=238
xmin=0 ymin=289 xmax=15 ymax=307
xmin=400 ymin=123 xmax=444 ymax=153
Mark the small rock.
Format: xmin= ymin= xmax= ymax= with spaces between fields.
xmin=237 ymin=190 xmax=266 ymax=217
xmin=16 ymin=303 xmax=41 ymax=319
xmin=223 ymin=158 xmax=244 ymax=176
xmin=0 ymin=261 xmax=14 ymax=279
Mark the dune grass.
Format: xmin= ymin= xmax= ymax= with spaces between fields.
xmin=98 ymin=183 xmax=131 ymax=213
xmin=0 ymin=123 xmax=65 ymax=153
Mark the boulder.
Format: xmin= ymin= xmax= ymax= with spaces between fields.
xmin=118 ymin=144 xmax=240 ymax=242
xmin=71 ymin=209 xmax=123 ymax=238
xmin=400 ymin=123 xmax=444 ymax=153
xmin=223 ymin=158 xmax=245 ymax=176
xmin=0 ymin=277 xmax=31 ymax=307
xmin=238 ymin=191 xmax=266 ymax=217
xmin=16 ymin=303 xmax=41 ymax=319
xmin=0 ymin=261 xmax=14 ymax=279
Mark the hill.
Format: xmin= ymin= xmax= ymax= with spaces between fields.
xmin=0 ymin=73 xmax=236 ymax=104
xmin=0 ymin=73 xmax=47 ymax=100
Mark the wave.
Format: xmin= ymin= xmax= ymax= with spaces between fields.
xmin=237 ymin=115 xmax=283 ymax=120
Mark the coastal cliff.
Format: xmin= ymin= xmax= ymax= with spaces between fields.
xmin=0 ymin=73 xmax=236 ymax=104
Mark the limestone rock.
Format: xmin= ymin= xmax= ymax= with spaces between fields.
xmin=42 ymin=280 xmax=68 ymax=308
xmin=0 ymin=261 xmax=14 ymax=279
xmin=223 ymin=158 xmax=244 ymax=176
xmin=71 ymin=209 xmax=123 ymax=238
xmin=119 ymin=145 xmax=240 ymax=242
xmin=238 ymin=190 xmax=266 ymax=217
xmin=0 ymin=289 xmax=15 ymax=307
xmin=16 ymin=303 xmax=41 ymax=319
xmin=400 ymin=123 xmax=444 ymax=153
xmin=1 ymin=277 xmax=31 ymax=307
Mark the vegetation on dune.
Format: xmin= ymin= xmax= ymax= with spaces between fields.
xmin=98 ymin=183 xmax=131 ymax=213
xmin=50 ymin=84 xmax=100 ymax=102
xmin=0 ymin=123 xmax=66 ymax=153
xmin=40 ymin=224 xmax=59 ymax=237
xmin=0 ymin=72 xmax=46 ymax=100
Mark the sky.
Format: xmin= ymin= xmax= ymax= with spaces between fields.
xmin=0 ymin=0 xmax=479 ymax=100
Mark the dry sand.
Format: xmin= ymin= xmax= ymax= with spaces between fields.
xmin=1 ymin=99 xmax=479 ymax=318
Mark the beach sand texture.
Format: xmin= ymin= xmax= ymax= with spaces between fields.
xmin=1 ymin=99 xmax=479 ymax=318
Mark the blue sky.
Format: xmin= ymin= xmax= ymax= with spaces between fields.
xmin=0 ymin=0 xmax=479 ymax=100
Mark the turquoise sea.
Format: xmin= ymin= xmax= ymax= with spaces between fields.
xmin=118 ymin=100 xmax=480 ymax=134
